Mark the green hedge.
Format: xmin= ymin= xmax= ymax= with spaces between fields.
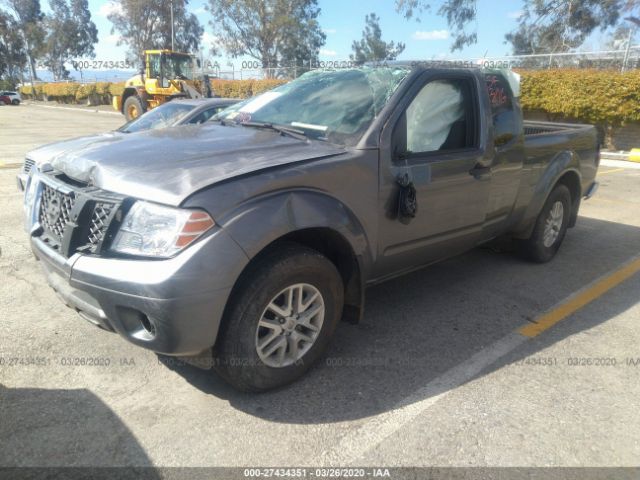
xmin=19 ymin=78 xmax=287 ymax=103
xmin=210 ymin=79 xmax=287 ymax=98
xmin=518 ymin=69 xmax=640 ymax=126
xmin=0 ymin=79 xmax=16 ymax=90
xmin=19 ymin=84 xmax=44 ymax=98
xmin=20 ymin=82 xmax=125 ymax=103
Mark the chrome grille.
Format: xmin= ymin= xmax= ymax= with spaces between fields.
xmin=23 ymin=158 xmax=35 ymax=173
xmin=38 ymin=183 xmax=75 ymax=241
xmin=33 ymin=174 xmax=122 ymax=257
xmin=87 ymin=203 xmax=113 ymax=248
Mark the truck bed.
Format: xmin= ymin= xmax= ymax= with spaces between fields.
xmin=521 ymin=120 xmax=599 ymax=200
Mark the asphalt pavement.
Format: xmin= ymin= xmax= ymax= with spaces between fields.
xmin=0 ymin=102 xmax=123 ymax=167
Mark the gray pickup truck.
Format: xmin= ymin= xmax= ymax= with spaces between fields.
xmin=22 ymin=65 xmax=599 ymax=391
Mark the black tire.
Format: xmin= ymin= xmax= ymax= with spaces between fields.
xmin=11 ymin=99 xmax=19 ymax=105
xmin=123 ymin=95 xmax=144 ymax=121
xmin=518 ymin=184 xmax=572 ymax=263
xmin=214 ymin=243 xmax=344 ymax=392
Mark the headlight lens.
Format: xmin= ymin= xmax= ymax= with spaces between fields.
xmin=111 ymin=201 xmax=215 ymax=258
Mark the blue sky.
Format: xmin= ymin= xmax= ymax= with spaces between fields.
xmin=78 ymin=0 xmax=615 ymax=68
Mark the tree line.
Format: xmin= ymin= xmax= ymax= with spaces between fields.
xmin=1 ymin=0 xmax=639 ymax=86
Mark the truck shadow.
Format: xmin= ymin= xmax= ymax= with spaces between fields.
xmin=0 ymin=384 xmax=158 ymax=474
xmin=164 ymin=216 xmax=640 ymax=424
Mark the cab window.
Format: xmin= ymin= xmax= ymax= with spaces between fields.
xmin=147 ymin=55 xmax=161 ymax=79
xmin=484 ymin=73 xmax=519 ymax=146
xmin=395 ymin=77 xmax=478 ymax=159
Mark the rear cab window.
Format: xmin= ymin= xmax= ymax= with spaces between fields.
xmin=484 ymin=72 xmax=520 ymax=146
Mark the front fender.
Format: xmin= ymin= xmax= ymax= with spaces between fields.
xmin=218 ymin=189 xmax=372 ymax=267
xmin=112 ymin=95 xmax=122 ymax=112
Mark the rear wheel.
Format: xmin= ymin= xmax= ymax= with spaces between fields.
xmin=518 ymin=184 xmax=572 ymax=263
xmin=214 ymin=243 xmax=344 ymax=392
xmin=11 ymin=99 xmax=19 ymax=105
xmin=123 ymin=95 xmax=144 ymax=121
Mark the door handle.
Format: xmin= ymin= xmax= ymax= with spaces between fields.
xmin=469 ymin=164 xmax=491 ymax=179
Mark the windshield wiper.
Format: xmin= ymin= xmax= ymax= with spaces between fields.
xmin=240 ymin=121 xmax=308 ymax=141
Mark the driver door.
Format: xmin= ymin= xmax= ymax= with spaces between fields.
xmin=374 ymin=71 xmax=493 ymax=279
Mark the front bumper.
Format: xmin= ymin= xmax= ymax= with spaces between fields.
xmin=30 ymin=227 xmax=249 ymax=356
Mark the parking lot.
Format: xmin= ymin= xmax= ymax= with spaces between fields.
xmin=1 ymin=104 xmax=640 ymax=470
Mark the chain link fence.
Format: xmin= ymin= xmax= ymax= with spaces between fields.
xmin=473 ymin=47 xmax=640 ymax=71
xmin=201 ymin=47 xmax=640 ymax=81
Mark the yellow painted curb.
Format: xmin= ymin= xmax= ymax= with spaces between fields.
xmin=629 ymin=148 xmax=640 ymax=163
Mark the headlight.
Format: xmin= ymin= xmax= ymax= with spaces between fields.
xmin=111 ymin=201 xmax=215 ymax=258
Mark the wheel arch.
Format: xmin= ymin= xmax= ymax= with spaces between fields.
xmin=217 ymin=190 xmax=372 ymax=327
xmin=279 ymin=227 xmax=364 ymax=324
xmin=223 ymin=227 xmax=364 ymax=332
xmin=556 ymin=169 xmax=581 ymax=228
xmin=512 ymin=151 xmax=582 ymax=238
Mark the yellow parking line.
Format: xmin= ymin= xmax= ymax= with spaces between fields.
xmin=0 ymin=162 xmax=22 ymax=169
xmin=598 ymin=168 xmax=626 ymax=175
xmin=519 ymin=256 xmax=640 ymax=337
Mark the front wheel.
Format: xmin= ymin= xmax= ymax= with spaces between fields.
xmin=517 ymin=184 xmax=572 ymax=263
xmin=11 ymin=99 xmax=20 ymax=105
xmin=123 ymin=95 xmax=144 ymax=121
xmin=214 ymin=243 xmax=344 ymax=392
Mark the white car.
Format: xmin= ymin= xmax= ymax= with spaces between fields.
xmin=1 ymin=91 xmax=21 ymax=105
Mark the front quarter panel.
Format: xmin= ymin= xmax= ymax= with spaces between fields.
xmin=182 ymin=150 xmax=378 ymax=279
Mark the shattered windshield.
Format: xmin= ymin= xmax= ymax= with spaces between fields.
xmin=219 ymin=67 xmax=410 ymax=145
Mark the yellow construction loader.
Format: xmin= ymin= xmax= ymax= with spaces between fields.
xmin=113 ymin=49 xmax=211 ymax=121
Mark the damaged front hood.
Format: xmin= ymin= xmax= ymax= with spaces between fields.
xmin=47 ymin=124 xmax=346 ymax=206
xmin=27 ymin=132 xmax=124 ymax=166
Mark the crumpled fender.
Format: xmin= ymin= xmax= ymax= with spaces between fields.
xmin=219 ymin=189 xmax=371 ymax=265
xmin=215 ymin=189 xmax=372 ymax=323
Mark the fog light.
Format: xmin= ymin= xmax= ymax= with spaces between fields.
xmin=117 ymin=306 xmax=157 ymax=340
xmin=139 ymin=314 xmax=156 ymax=336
